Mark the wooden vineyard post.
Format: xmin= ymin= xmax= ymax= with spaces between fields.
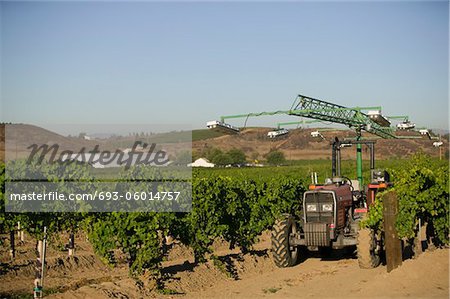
xmin=34 ymin=240 xmax=43 ymax=299
xmin=9 ymin=229 xmax=15 ymax=260
xmin=41 ymin=227 xmax=47 ymax=290
xmin=19 ymin=222 xmax=25 ymax=243
xmin=34 ymin=227 xmax=47 ymax=299
xmin=17 ymin=222 xmax=25 ymax=243
xmin=415 ymin=218 xmax=427 ymax=258
xmin=383 ymin=191 xmax=402 ymax=272
xmin=68 ymin=233 xmax=75 ymax=257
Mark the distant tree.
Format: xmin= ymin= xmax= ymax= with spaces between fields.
xmin=204 ymin=147 xmax=223 ymax=162
xmin=266 ymin=150 xmax=286 ymax=165
xmin=202 ymin=147 xmax=246 ymax=166
xmin=174 ymin=151 xmax=192 ymax=165
xmin=211 ymin=152 xmax=233 ymax=166
xmin=192 ymin=150 xmax=201 ymax=162
xmin=227 ymin=149 xmax=246 ymax=165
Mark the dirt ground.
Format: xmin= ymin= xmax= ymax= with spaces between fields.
xmin=0 ymin=231 xmax=448 ymax=299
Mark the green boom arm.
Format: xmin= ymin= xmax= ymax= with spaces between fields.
xmin=288 ymin=94 xmax=397 ymax=139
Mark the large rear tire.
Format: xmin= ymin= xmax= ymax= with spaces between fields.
xmin=271 ymin=215 xmax=298 ymax=268
xmin=357 ymin=227 xmax=381 ymax=269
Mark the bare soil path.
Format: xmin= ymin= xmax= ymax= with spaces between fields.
xmin=1 ymin=232 xmax=448 ymax=299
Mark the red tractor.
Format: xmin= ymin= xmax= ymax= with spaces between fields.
xmin=271 ymin=138 xmax=389 ymax=268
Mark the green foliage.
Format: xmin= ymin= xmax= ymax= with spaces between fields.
xmin=211 ymin=152 xmax=233 ymax=166
xmin=1 ymin=159 xmax=93 ymax=239
xmin=362 ymin=191 xmax=384 ymax=230
xmin=204 ymin=148 xmax=224 ymax=165
xmin=84 ymin=174 xmax=304 ymax=281
xmin=3 ymin=155 xmax=446 ymax=285
xmin=227 ymin=149 xmax=246 ymax=165
xmin=204 ymin=147 xmax=247 ymax=166
xmin=210 ymin=254 xmax=234 ymax=278
xmin=192 ymin=129 xmax=225 ymax=141
xmin=92 ymin=213 xmax=162 ymax=275
xmin=365 ymin=153 xmax=449 ymax=244
xmin=193 ymin=160 xmax=332 ymax=183
xmin=173 ymin=151 xmax=192 ymax=165
xmin=176 ymin=176 xmax=304 ymax=262
xmin=2 ymin=158 xmax=305 ymax=280
xmin=266 ymin=151 xmax=286 ymax=165
xmin=86 ymin=211 xmax=181 ymax=283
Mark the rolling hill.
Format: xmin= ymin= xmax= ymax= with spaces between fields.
xmin=192 ymin=127 xmax=448 ymax=161
xmin=0 ymin=124 xmax=447 ymax=162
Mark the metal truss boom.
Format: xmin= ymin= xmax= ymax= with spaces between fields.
xmin=288 ymin=94 xmax=397 ymax=139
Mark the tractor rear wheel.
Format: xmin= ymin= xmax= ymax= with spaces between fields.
xmin=271 ymin=215 xmax=299 ymax=268
xmin=357 ymin=227 xmax=381 ymax=269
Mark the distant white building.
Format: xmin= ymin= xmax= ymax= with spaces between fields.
xmin=187 ymin=158 xmax=215 ymax=168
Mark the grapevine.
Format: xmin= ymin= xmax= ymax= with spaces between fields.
xmin=365 ymin=153 xmax=449 ymax=244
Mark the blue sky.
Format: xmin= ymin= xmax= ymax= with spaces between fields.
xmin=1 ymin=1 xmax=448 ymax=131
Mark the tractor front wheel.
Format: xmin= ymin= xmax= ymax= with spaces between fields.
xmin=357 ymin=227 xmax=381 ymax=269
xmin=271 ymin=215 xmax=299 ymax=268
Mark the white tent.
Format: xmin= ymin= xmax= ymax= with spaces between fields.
xmin=187 ymin=158 xmax=215 ymax=168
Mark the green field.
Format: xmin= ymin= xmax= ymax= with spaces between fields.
xmin=193 ymin=158 xmax=428 ymax=185
xmin=192 ymin=129 xmax=225 ymax=141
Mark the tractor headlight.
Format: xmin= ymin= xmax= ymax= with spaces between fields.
xmin=306 ymin=204 xmax=317 ymax=212
xmin=322 ymin=203 xmax=333 ymax=212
